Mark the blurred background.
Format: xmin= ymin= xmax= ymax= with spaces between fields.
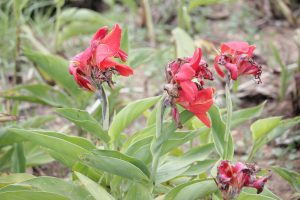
xmin=0 ymin=0 xmax=300 ymax=199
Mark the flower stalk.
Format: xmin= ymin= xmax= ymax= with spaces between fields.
xmin=95 ymin=84 xmax=109 ymax=131
xmin=224 ymin=74 xmax=233 ymax=160
xmin=150 ymin=93 xmax=168 ymax=185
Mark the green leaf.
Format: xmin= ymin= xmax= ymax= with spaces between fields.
xmin=0 ymin=191 xmax=69 ymax=200
xmin=0 ymin=176 xmax=94 ymax=200
xmin=251 ymin=117 xmax=282 ymax=141
xmin=56 ymin=108 xmax=109 ymax=143
xmin=188 ymin=0 xmax=232 ymax=11
xmin=230 ymin=101 xmax=266 ymax=128
xmin=208 ymin=104 xmax=234 ymax=159
xmin=237 ymin=192 xmax=275 ymax=200
xmin=182 ymin=159 xmax=217 ymax=176
xmin=120 ymin=27 xmax=129 ymax=54
xmin=128 ymin=48 xmax=156 ymax=68
xmin=24 ymin=50 xmax=85 ymax=100
xmin=124 ymin=183 xmax=152 ymax=200
xmin=164 ymin=179 xmax=217 ymax=200
xmin=172 ymin=27 xmax=195 ymax=57
xmin=248 ymin=116 xmax=300 ymax=160
xmin=59 ymin=8 xmax=113 ymax=41
xmin=156 ymin=144 xmax=214 ymax=183
xmin=11 ymin=143 xmax=26 ymax=173
xmin=9 ymin=128 xmax=93 ymax=167
xmin=75 ymin=172 xmax=114 ymax=200
xmin=0 ymin=174 xmax=34 ymax=188
xmin=242 ymin=188 xmax=281 ymax=200
xmin=272 ymin=166 xmax=300 ymax=192
xmin=0 ymin=84 xmax=73 ymax=107
xmin=84 ymin=150 xmax=150 ymax=182
xmin=109 ymin=96 xmax=160 ymax=145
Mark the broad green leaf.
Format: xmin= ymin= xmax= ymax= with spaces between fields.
xmin=182 ymin=159 xmax=217 ymax=176
xmin=248 ymin=116 xmax=300 ymax=160
xmin=109 ymin=96 xmax=160 ymax=145
xmin=172 ymin=27 xmax=195 ymax=57
xmin=208 ymin=104 xmax=234 ymax=159
xmin=230 ymin=101 xmax=266 ymax=128
xmin=164 ymin=179 xmax=217 ymax=200
xmin=251 ymin=117 xmax=282 ymax=141
xmin=0 ymin=174 xmax=34 ymax=188
xmin=156 ymin=144 xmax=214 ymax=183
xmin=73 ymin=162 xmax=102 ymax=183
xmin=84 ymin=150 xmax=150 ymax=182
xmin=0 ymin=84 xmax=73 ymax=107
xmin=11 ymin=143 xmax=26 ymax=173
xmin=75 ymin=172 xmax=114 ymax=200
xmin=188 ymin=0 xmax=232 ymax=11
xmin=59 ymin=8 xmax=113 ymax=41
xmin=242 ymin=188 xmax=281 ymax=200
xmin=128 ymin=48 xmax=156 ymax=68
xmin=272 ymin=166 xmax=300 ymax=192
xmin=24 ymin=50 xmax=86 ymax=100
xmin=0 ymin=176 xmax=94 ymax=200
xmin=237 ymin=192 xmax=275 ymax=200
xmin=120 ymin=27 xmax=129 ymax=54
xmin=0 ymin=191 xmax=69 ymax=200
xmin=124 ymin=183 xmax=152 ymax=200
xmin=56 ymin=108 xmax=109 ymax=143
xmin=9 ymin=128 xmax=92 ymax=167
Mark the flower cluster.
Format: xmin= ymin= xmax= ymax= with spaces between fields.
xmin=69 ymin=24 xmax=133 ymax=91
xmin=214 ymin=41 xmax=262 ymax=82
xmin=216 ymin=160 xmax=270 ymax=200
xmin=165 ymin=48 xmax=214 ymax=128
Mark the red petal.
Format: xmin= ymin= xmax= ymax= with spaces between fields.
xmin=90 ymin=26 xmax=108 ymax=47
xmin=220 ymin=41 xmax=252 ymax=55
xmin=175 ymin=63 xmax=195 ymax=82
xmin=195 ymin=113 xmax=211 ymax=128
xmin=116 ymin=49 xmax=128 ymax=62
xmin=189 ymin=48 xmax=202 ymax=70
xmin=179 ymin=81 xmax=198 ymax=102
xmin=101 ymin=24 xmax=121 ymax=56
xmin=214 ymin=55 xmax=225 ymax=78
xmin=95 ymin=44 xmax=115 ymax=68
xmin=101 ymin=58 xmax=133 ymax=76
xmin=224 ymin=63 xmax=238 ymax=80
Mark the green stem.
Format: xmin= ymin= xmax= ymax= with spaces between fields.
xmin=54 ymin=2 xmax=62 ymax=52
xmin=224 ymin=81 xmax=233 ymax=160
xmin=95 ymin=84 xmax=109 ymax=131
xmin=150 ymin=93 xmax=167 ymax=184
xmin=142 ymin=0 xmax=156 ymax=46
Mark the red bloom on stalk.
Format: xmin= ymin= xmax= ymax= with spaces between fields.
xmin=216 ymin=160 xmax=270 ymax=200
xmin=165 ymin=48 xmax=214 ymax=128
xmin=214 ymin=41 xmax=261 ymax=82
xmin=68 ymin=24 xmax=133 ymax=91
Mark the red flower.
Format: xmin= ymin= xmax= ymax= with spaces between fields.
xmin=165 ymin=48 xmax=214 ymax=128
xmin=69 ymin=24 xmax=133 ymax=91
xmin=214 ymin=41 xmax=261 ymax=82
xmin=216 ymin=160 xmax=270 ymax=200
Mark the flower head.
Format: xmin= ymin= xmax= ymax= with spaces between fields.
xmin=69 ymin=24 xmax=133 ymax=91
xmin=216 ymin=160 xmax=270 ymax=200
xmin=214 ymin=41 xmax=261 ymax=82
xmin=165 ymin=48 xmax=214 ymax=128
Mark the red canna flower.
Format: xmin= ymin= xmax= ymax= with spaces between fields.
xmin=165 ymin=48 xmax=214 ymax=128
xmin=216 ymin=160 xmax=270 ymax=200
xmin=68 ymin=24 xmax=133 ymax=91
xmin=214 ymin=41 xmax=262 ymax=82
